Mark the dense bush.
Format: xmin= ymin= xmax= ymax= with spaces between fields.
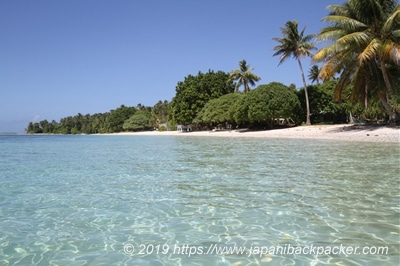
xmin=246 ymin=82 xmax=301 ymax=128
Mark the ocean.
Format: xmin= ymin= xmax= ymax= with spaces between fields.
xmin=0 ymin=135 xmax=399 ymax=265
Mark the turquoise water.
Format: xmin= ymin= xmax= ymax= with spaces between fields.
xmin=0 ymin=135 xmax=399 ymax=265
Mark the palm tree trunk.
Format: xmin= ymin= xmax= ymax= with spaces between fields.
xmin=379 ymin=93 xmax=397 ymax=122
xmin=380 ymin=59 xmax=393 ymax=99
xmin=349 ymin=112 xmax=355 ymax=123
xmin=379 ymin=59 xmax=398 ymax=122
xmin=244 ymin=82 xmax=249 ymax=94
xmin=298 ymin=59 xmax=311 ymax=125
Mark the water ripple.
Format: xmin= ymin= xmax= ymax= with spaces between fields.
xmin=0 ymin=135 xmax=398 ymax=265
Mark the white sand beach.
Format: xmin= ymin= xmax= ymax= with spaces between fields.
xmin=108 ymin=124 xmax=400 ymax=143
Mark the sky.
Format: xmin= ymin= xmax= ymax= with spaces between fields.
xmin=1 ymin=0 xmax=335 ymax=133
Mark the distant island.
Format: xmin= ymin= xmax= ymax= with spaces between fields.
xmin=0 ymin=132 xmax=18 ymax=135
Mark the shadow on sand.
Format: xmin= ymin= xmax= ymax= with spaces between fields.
xmin=328 ymin=124 xmax=399 ymax=134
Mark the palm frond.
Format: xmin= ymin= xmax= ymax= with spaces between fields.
xmin=315 ymin=27 xmax=347 ymax=42
xmin=358 ymin=38 xmax=380 ymax=63
xmin=381 ymin=4 xmax=400 ymax=33
xmin=313 ymin=43 xmax=344 ymax=62
xmin=322 ymin=15 xmax=367 ymax=31
xmin=389 ymin=43 xmax=400 ymax=65
xmin=229 ymin=60 xmax=260 ymax=93
xmin=337 ymin=31 xmax=371 ymax=48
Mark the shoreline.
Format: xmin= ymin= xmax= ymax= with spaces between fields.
xmin=100 ymin=124 xmax=400 ymax=143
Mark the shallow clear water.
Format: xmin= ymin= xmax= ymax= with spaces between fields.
xmin=0 ymin=135 xmax=399 ymax=265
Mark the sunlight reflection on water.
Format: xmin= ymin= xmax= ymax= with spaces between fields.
xmin=0 ymin=135 xmax=399 ymax=265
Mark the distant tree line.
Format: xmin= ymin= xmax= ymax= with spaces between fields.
xmin=27 ymin=70 xmax=356 ymax=134
xmin=26 ymin=101 xmax=169 ymax=134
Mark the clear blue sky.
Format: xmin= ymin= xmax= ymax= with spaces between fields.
xmin=1 ymin=0 xmax=334 ymax=133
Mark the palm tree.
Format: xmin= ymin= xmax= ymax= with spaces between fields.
xmin=308 ymin=65 xmax=321 ymax=84
xmin=273 ymin=21 xmax=316 ymax=125
xmin=228 ymin=60 xmax=261 ymax=93
xmin=313 ymin=0 xmax=399 ymax=121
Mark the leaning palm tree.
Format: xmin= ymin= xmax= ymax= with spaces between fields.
xmin=308 ymin=65 xmax=321 ymax=84
xmin=273 ymin=21 xmax=316 ymax=125
xmin=228 ymin=60 xmax=261 ymax=93
xmin=313 ymin=0 xmax=399 ymax=121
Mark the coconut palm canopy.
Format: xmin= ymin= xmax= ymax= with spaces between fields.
xmin=313 ymin=0 xmax=400 ymax=121
xmin=308 ymin=65 xmax=321 ymax=84
xmin=273 ymin=20 xmax=316 ymax=125
xmin=272 ymin=21 xmax=316 ymax=64
xmin=228 ymin=60 xmax=261 ymax=93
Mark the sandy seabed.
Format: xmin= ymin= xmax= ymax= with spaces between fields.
xmin=104 ymin=124 xmax=400 ymax=143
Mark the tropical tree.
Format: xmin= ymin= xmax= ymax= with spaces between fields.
xmin=150 ymin=100 xmax=169 ymax=128
xmin=273 ymin=20 xmax=316 ymax=125
xmin=246 ymin=82 xmax=302 ymax=128
xmin=170 ymin=70 xmax=235 ymax=125
xmin=230 ymin=93 xmax=250 ymax=126
xmin=105 ymin=105 xmax=137 ymax=132
xmin=297 ymin=81 xmax=348 ymax=124
xmin=26 ymin=122 xmax=42 ymax=134
xmin=228 ymin=60 xmax=261 ymax=93
xmin=195 ymin=93 xmax=243 ymax=127
xmin=123 ymin=110 xmax=151 ymax=131
xmin=308 ymin=65 xmax=321 ymax=84
xmin=313 ymin=0 xmax=400 ymax=122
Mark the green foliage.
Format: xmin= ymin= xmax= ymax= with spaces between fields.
xmin=246 ymin=82 xmax=301 ymax=127
xmin=25 ymin=101 xmax=172 ymax=134
xmin=308 ymin=65 xmax=321 ymax=84
xmin=150 ymin=100 xmax=170 ymax=128
xmin=230 ymin=94 xmax=250 ymax=125
xmin=389 ymin=64 xmax=400 ymax=116
xmin=106 ymin=105 xmax=137 ymax=132
xmin=273 ymin=20 xmax=316 ymax=125
xmin=170 ymin=70 xmax=235 ymax=124
xmin=341 ymin=85 xmax=388 ymax=122
xmin=314 ymin=0 xmax=399 ymax=121
xmin=123 ymin=110 xmax=151 ymax=131
xmin=195 ymin=93 xmax=243 ymax=126
xmin=228 ymin=60 xmax=261 ymax=93
xmin=297 ymin=81 xmax=347 ymax=123
xmin=26 ymin=122 xmax=42 ymax=134
xmin=157 ymin=125 xmax=167 ymax=131
xmin=57 ymin=113 xmax=92 ymax=134
xmin=26 ymin=119 xmax=59 ymax=134
xmin=272 ymin=21 xmax=316 ymax=65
